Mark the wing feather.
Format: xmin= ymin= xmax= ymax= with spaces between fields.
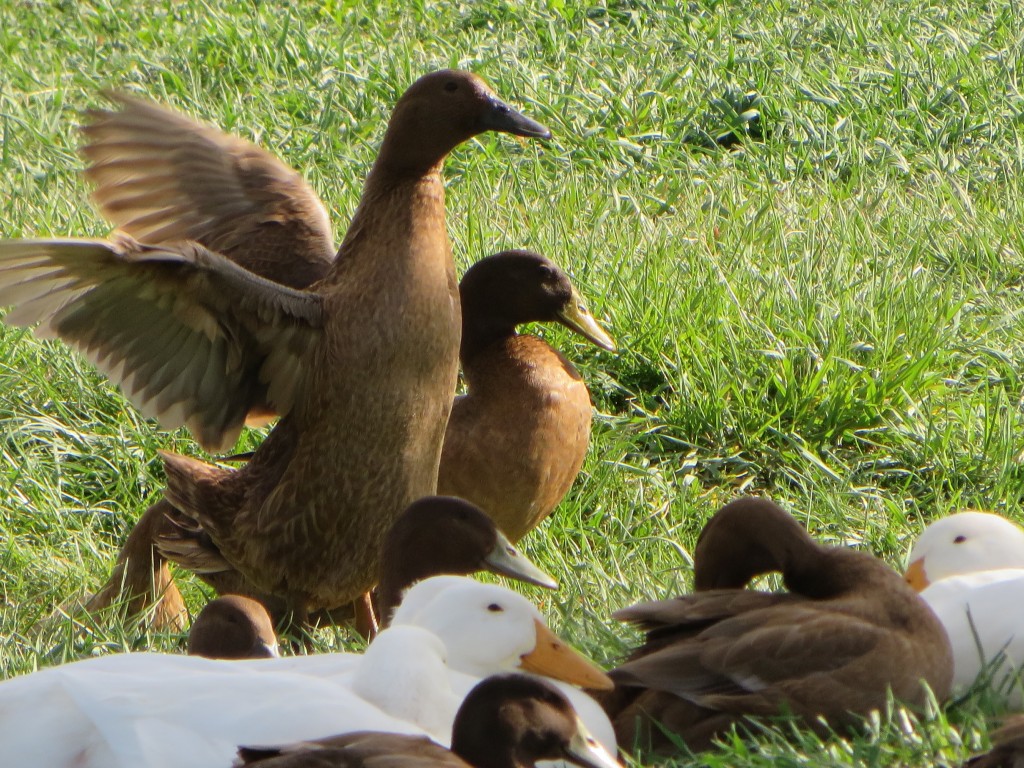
xmin=0 ymin=236 xmax=323 ymax=451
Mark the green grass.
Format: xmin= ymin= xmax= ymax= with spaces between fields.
xmin=2 ymin=0 xmax=1023 ymax=764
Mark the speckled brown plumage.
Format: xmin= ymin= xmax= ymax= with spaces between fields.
xmin=0 ymin=70 xmax=550 ymax=622
xmin=437 ymin=251 xmax=614 ymax=542
xmin=603 ymin=497 xmax=954 ymax=755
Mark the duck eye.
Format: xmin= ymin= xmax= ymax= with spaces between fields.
xmin=954 ymin=535 xmax=967 ymax=544
xmin=487 ymin=603 xmax=503 ymax=612
xmin=444 ymin=81 xmax=458 ymax=92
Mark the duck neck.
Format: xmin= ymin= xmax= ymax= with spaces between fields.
xmin=323 ymin=159 xmax=448 ymax=289
xmin=377 ymin=563 xmax=422 ymax=627
xmin=373 ymin=117 xmax=453 ymax=180
xmin=693 ymin=498 xmax=827 ymax=590
xmin=451 ymin=721 xmax=527 ymax=768
xmin=460 ymin=315 xmax=518 ymax=367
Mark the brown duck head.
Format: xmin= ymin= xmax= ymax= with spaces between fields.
xmin=187 ymin=595 xmax=279 ymax=660
xmin=375 ymin=70 xmax=550 ymax=178
xmin=377 ymin=495 xmax=557 ymax=624
xmin=453 ymin=674 xmax=622 ymax=768
xmin=459 ymin=250 xmax=615 ymax=361
xmin=693 ymin=497 xmax=846 ymax=597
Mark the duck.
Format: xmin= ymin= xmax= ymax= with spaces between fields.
xmin=233 ymin=674 xmax=622 ymax=768
xmin=0 ymin=70 xmax=550 ymax=625
xmin=602 ymin=496 xmax=953 ymax=754
xmin=234 ymin=578 xmax=610 ymax=717
xmin=437 ymin=250 xmax=614 ymax=542
xmin=390 ymin=577 xmax=617 ymax=757
xmin=85 ymin=494 xmax=556 ymax=635
xmin=964 ymin=715 xmax=1024 ymax=768
xmin=0 ymin=582 xmax=606 ymax=767
xmin=187 ymin=595 xmax=279 ymax=660
xmin=905 ymin=512 xmax=1024 ymax=704
xmin=84 ymin=251 xmax=602 ymax=626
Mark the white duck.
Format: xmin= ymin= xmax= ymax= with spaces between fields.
xmin=0 ymin=580 xmax=610 ymax=766
xmin=391 ymin=577 xmax=618 ymax=758
xmin=905 ymin=511 xmax=1024 ymax=704
xmin=0 ymin=641 xmax=427 ymax=768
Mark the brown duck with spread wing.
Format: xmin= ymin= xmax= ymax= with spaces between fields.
xmin=86 ymin=251 xmax=602 ymax=625
xmin=438 ymin=250 xmax=614 ymax=542
xmin=603 ymin=497 xmax=954 ymax=754
xmin=0 ymin=70 xmax=550 ymax=624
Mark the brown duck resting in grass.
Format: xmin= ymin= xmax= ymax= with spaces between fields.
xmin=235 ymin=674 xmax=622 ymax=768
xmin=84 ymin=249 xmax=606 ymax=626
xmin=0 ymin=70 xmax=550 ymax=626
xmin=602 ymin=497 xmax=954 ymax=754
xmin=187 ymin=595 xmax=280 ymax=660
xmin=438 ymin=250 xmax=615 ymax=542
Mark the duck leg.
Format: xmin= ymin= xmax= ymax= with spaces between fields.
xmin=354 ymin=591 xmax=379 ymax=640
xmin=82 ymin=498 xmax=188 ymax=631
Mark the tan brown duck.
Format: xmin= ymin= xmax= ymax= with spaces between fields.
xmin=235 ymin=674 xmax=622 ymax=768
xmin=187 ymin=594 xmax=279 ymax=660
xmin=603 ymin=497 xmax=953 ymax=754
xmin=0 ymin=70 xmax=550 ymax=624
xmin=438 ymin=250 xmax=614 ymax=542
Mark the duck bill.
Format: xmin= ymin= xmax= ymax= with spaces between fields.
xmin=904 ymin=558 xmax=930 ymax=591
xmin=565 ymin=720 xmax=623 ymax=768
xmin=520 ymin=619 xmax=614 ymax=691
xmin=480 ymin=95 xmax=551 ymax=139
xmin=484 ymin=532 xmax=559 ymax=590
xmin=557 ymin=289 xmax=616 ymax=352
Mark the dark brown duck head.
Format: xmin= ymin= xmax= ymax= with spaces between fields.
xmin=453 ymin=674 xmax=622 ymax=768
xmin=377 ymin=496 xmax=557 ymax=624
xmin=187 ymin=595 xmax=278 ymax=660
xmin=374 ymin=70 xmax=550 ymax=178
xmin=459 ymin=250 xmax=615 ymax=362
xmin=693 ymin=497 xmax=854 ymax=598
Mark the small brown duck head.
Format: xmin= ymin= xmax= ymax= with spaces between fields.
xmin=693 ymin=497 xmax=850 ymax=598
xmin=459 ymin=250 xmax=616 ymax=362
xmin=377 ymin=496 xmax=557 ymax=623
xmin=453 ymin=674 xmax=622 ymax=768
xmin=375 ymin=70 xmax=550 ymax=178
xmin=187 ymin=595 xmax=279 ymax=660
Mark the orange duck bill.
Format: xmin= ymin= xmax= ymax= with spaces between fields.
xmin=519 ymin=619 xmax=614 ymax=691
xmin=904 ymin=557 xmax=930 ymax=591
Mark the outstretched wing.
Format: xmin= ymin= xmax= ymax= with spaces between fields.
xmin=0 ymin=235 xmax=323 ymax=451
xmin=81 ymin=93 xmax=335 ymax=288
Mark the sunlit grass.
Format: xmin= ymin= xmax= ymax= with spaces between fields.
xmin=2 ymin=0 xmax=1023 ymax=764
